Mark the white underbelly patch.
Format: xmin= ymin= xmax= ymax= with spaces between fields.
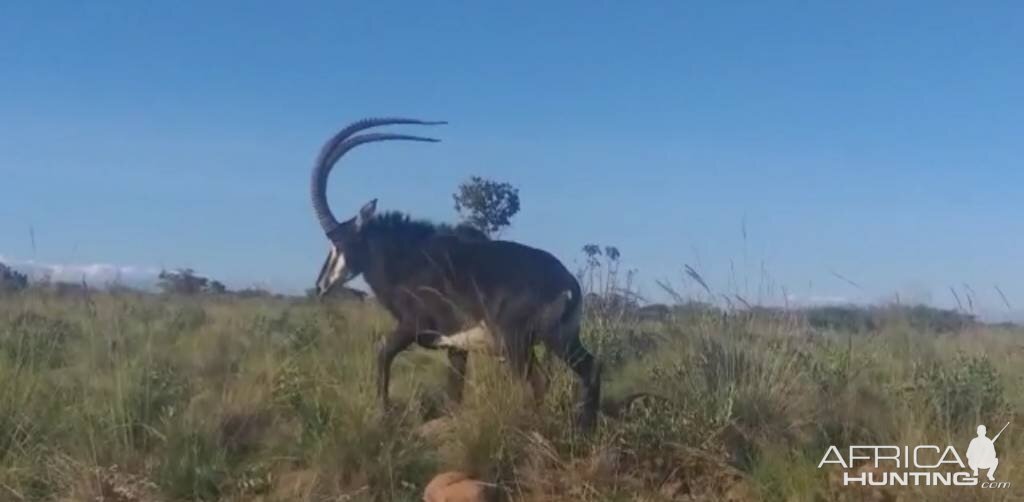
xmin=434 ymin=322 xmax=498 ymax=353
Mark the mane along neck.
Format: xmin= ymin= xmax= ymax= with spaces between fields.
xmin=363 ymin=211 xmax=442 ymax=249
xmin=364 ymin=211 xmax=488 ymax=244
xmin=361 ymin=211 xmax=487 ymax=290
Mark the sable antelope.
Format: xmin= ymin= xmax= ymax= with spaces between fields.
xmin=310 ymin=117 xmax=601 ymax=429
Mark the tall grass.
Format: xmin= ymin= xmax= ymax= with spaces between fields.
xmin=0 ymin=289 xmax=1020 ymax=501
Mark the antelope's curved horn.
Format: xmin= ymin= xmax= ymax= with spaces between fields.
xmin=311 ymin=118 xmax=446 ymax=236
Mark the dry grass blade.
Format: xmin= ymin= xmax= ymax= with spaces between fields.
xmin=684 ymin=264 xmax=713 ymax=295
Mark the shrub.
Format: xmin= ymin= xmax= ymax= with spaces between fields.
xmin=0 ymin=311 xmax=81 ymax=368
xmin=912 ymin=352 xmax=1006 ymax=432
xmin=158 ymin=268 xmax=229 ymax=296
xmin=0 ymin=262 xmax=28 ymax=294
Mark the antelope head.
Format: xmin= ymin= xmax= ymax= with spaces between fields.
xmin=309 ymin=117 xmax=445 ymax=297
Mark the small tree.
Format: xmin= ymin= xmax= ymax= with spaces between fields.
xmin=235 ymin=287 xmax=273 ymax=299
xmin=207 ymin=280 xmax=227 ymax=295
xmin=580 ymin=244 xmax=623 ymax=295
xmin=157 ymin=268 xmax=227 ymax=295
xmin=579 ymin=244 xmax=637 ymax=314
xmin=0 ymin=262 xmax=29 ymax=293
xmin=158 ymin=269 xmax=207 ymax=295
xmin=453 ymin=176 xmax=521 ymax=237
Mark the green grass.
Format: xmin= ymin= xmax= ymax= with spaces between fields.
xmin=0 ymin=290 xmax=1020 ymax=501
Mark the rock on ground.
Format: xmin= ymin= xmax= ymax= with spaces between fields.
xmin=423 ymin=471 xmax=492 ymax=502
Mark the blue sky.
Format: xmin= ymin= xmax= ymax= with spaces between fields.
xmin=1 ymin=2 xmax=1022 ymax=317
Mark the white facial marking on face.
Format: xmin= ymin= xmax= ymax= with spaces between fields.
xmin=435 ymin=322 xmax=497 ymax=353
xmin=327 ymin=246 xmax=347 ymax=284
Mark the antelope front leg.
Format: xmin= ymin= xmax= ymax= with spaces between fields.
xmin=377 ymin=328 xmax=414 ymax=411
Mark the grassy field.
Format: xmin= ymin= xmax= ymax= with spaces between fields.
xmin=0 ymin=289 xmax=1021 ymax=501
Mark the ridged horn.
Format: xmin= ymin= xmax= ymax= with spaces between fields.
xmin=311 ymin=118 xmax=446 ymax=236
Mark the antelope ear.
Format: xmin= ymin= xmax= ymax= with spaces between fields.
xmin=357 ymin=199 xmax=377 ymax=227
